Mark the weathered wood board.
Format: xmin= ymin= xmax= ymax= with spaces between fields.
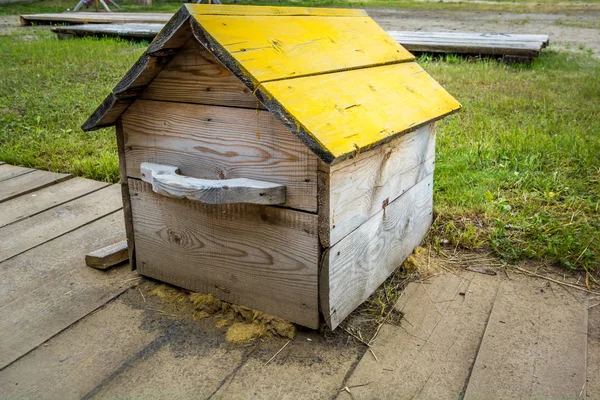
xmin=0 ymin=164 xmax=34 ymax=182
xmin=0 ymin=177 xmax=108 ymax=228
xmin=20 ymin=11 xmax=174 ymax=26
xmin=0 ymin=212 xmax=135 ymax=370
xmin=464 ymin=274 xmax=588 ymax=399
xmin=54 ymin=23 xmax=165 ymax=40
xmin=342 ymin=271 xmax=501 ymax=399
xmin=0 ymin=170 xmax=71 ymax=203
xmin=261 ymin=62 xmax=459 ymax=161
xmin=320 ymin=124 xmax=435 ymax=247
xmin=588 ymin=302 xmax=600 ymax=398
xmin=129 ymin=179 xmax=320 ymax=328
xmin=141 ymin=39 xmax=263 ymax=109
xmin=321 ymin=174 xmax=434 ymax=329
xmin=85 ymin=239 xmax=129 ymax=270
xmin=0 ymin=184 xmax=122 ymax=262
xmin=0 ymin=296 xmax=161 ymax=399
xmin=122 ymin=100 xmax=318 ymax=212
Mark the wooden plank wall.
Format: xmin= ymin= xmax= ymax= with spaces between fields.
xmin=319 ymin=123 xmax=436 ymax=329
xmin=129 ymin=179 xmax=320 ymax=328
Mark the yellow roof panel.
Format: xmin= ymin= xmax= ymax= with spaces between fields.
xmin=189 ymin=13 xmax=414 ymax=85
xmin=185 ymin=4 xmax=366 ymax=17
xmin=261 ymin=62 xmax=461 ymax=160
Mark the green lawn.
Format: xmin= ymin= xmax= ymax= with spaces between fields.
xmin=0 ymin=11 xmax=598 ymax=274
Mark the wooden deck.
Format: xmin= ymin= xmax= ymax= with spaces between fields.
xmin=0 ymin=163 xmax=596 ymax=399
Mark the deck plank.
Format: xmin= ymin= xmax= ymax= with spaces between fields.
xmin=0 ymin=177 xmax=108 ymax=228
xmin=342 ymin=271 xmax=501 ymax=399
xmin=0 ymin=169 xmax=71 ymax=203
xmin=464 ymin=273 xmax=588 ymax=399
xmin=0 ymin=184 xmax=122 ymax=263
xmin=587 ymin=301 xmax=600 ymax=398
xmin=0 ymin=211 xmax=135 ymax=370
xmin=0 ymin=164 xmax=34 ymax=182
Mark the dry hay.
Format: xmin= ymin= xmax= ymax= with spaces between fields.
xmin=148 ymin=286 xmax=295 ymax=344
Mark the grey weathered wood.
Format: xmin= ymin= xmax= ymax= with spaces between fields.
xmin=344 ymin=271 xmax=501 ymax=399
xmin=141 ymin=39 xmax=264 ymax=109
xmin=53 ymin=23 xmax=164 ymax=40
xmin=0 ymin=177 xmax=108 ymax=228
xmin=464 ymin=274 xmax=588 ymax=400
xmin=116 ymin=119 xmax=137 ymax=271
xmin=0 ymin=212 xmax=136 ymax=370
xmin=320 ymin=124 xmax=435 ymax=247
xmin=321 ymin=174 xmax=434 ymax=329
xmin=390 ymin=31 xmax=549 ymax=47
xmin=85 ymin=239 xmax=129 ymax=270
xmin=123 ymin=100 xmax=317 ymax=212
xmin=0 ymin=169 xmax=71 ymax=203
xmin=129 ymin=179 xmax=320 ymax=328
xmin=141 ymin=162 xmax=286 ymax=205
xmin=20 ymin=11 xmax=173 ymax=26
xmin=0 ymin=185 xmax=122 ymax=262
xmin=588 ymin=302 xmax=600 ymax=398
xmin=0 ymin=164 xmax=34 ymax=182
xmin=0 ymin=294 xmax=162 ymax=398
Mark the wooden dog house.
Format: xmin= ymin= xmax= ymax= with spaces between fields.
xmin=83 ymin=4 xmax=461 ymax=329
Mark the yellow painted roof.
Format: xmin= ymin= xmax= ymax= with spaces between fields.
xmin=186 ymin=4 xmax=460 ymax=162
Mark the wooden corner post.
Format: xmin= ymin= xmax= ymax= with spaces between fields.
xmin=116 ymin=118 xmax=137 ymax=270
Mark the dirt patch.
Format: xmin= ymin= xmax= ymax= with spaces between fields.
xmin=367 ymin=7 xmax=600 ymax=56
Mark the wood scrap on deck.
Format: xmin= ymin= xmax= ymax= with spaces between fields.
xmin=85 ymin=239 xmax=129 ymax=270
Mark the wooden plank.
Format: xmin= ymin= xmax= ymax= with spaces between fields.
xmin=261 ymin=62 xmax=460 ymax=163
xmin=123 ymin=100 xmax=318 ymax=213
xmin=0 ymin=212 xmax=136 ymax=369
xmin=129 ymin=179 xmax=320 ymax=328
xmin=85 ymin=239 xmax=128 ymax=270
xmin=588 ymin=302 xmax=600 ymax=398
xmin=321 ymin=174 xmax=434 ymax=329
xmin=116 ymin=119 xmax=137 ymax=270
xmin=141 ymin=39 xmax=264 ymax=110
xmin=0 ymin=184 xmax=122 ymax=263
xmin=0 ymin=170 xmax=71 ymax=203
xmin=0 ymin=164 xmax=34 ymax=182
xmin=53 ymin=23 xmax=164 ymax=40
xmin=0 ymin=294 xmax=162 ymax=398
xmin=322 ymin=124 xmax=435 ymax=247
xmin=464 ymin=274 xmax=588 ymax=399
xmin=140 ymin=162 xmax=286 ymax=205
xmin=389 ymin=31 xmax=549 ymax=46
xmin=343 ymin=271 xmax=501 ymax=399
xmin=20 ymin=12 xmax=173 ymax=26
xmin=185 ymin=4 xmax=366 ymax=17
xmin=0 ymin=177 xmax=108 ymax=228
xmin=190 ymin=15 xmax=414 ymax=88
xmin=394 ymin=39 xmax=541 ymax=57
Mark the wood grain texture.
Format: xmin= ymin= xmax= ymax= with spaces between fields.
xmin=0 ymin=177 xmax=108 ymax=228
xmin=0 ymin=169 xmax=71 ymax=203
xmin=464 ymin=274 xmax=588 ymax=400
xmin=191 ymin=15 xmax=413 ymax=86
xmin=141 ymin=162 xmax=286 ymax=205
xmin=0 ymin=164 xmax=34 ymax=182
xmin=129 ymin=179 xmax=320 ymax=328
xmin=141 ymin=39 xmax=263 ymax=109
xmin=321 ymin=174 xmax=434 ymax=329
xmin=123 ymin=100 xmax=318 ymax=212
xmin=261 ymin=62 xmax=460 ymax=162
xmin=20 ymin=11 xmax=173 ymax=26
xmin=322 ymin=124 xmax=435 ymax=247
xmin=0 ymin=212 xmax=135 ymax=370
xmin=85 ymin=239 xmax=129 ymax=270
xmin=0 ymin=185 xmax=122 ymax=263
xmin=116 ymin=119 xmax=137 ymax=271
xmin=185 ymin=4 xmax=366 ymax=17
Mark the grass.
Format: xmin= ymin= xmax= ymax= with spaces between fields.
xmin=0 ymin=16 xmax=598 ymax=274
